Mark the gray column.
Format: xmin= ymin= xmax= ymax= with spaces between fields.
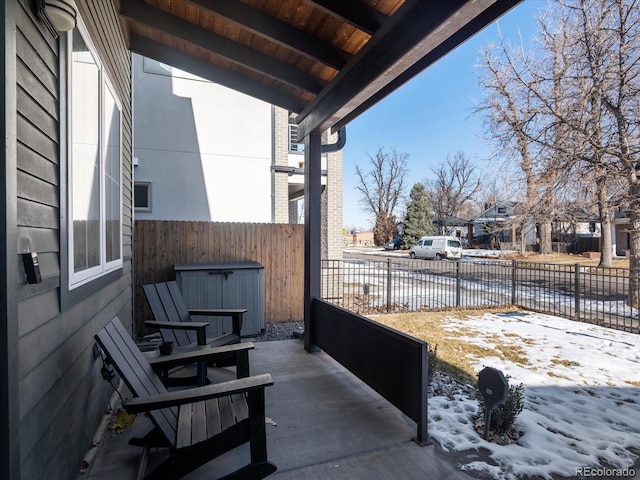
xmin=304 ymin=131 xmax=322 ymax=352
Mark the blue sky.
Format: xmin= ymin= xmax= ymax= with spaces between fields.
xmin=341 ymin=1 xmax=548 ymax=230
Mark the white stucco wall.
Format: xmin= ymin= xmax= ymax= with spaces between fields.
xmin=133 ymin=55 xmax=272 ymax=222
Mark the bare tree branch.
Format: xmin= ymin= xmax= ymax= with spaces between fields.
xmin=355 ymin=147 xmax=408 ymax=245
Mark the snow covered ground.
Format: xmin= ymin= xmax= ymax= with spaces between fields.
xmin=342 ymin=247 xmax=517 ymax=258
xmin=429 ymin=311 xmax=640 ymax=479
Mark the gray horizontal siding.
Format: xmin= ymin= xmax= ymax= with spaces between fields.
xmin=17 ymin=86 xmax=57 ymax=140
xmin=19 ymin=286 xmax=131 ymax=480
xmin=15 ymin=7 xmax=56 ymax=93
xmin=16 ymin=59 xmax=57 ymax=120
xmin=17 ymin=226 xmax=59 ymax=254
xmin=17 ymin=289 xmax=58 ymax=337
xmin=14 ymin=1 xmax=133 ymax=479
xmin=16 ymin=114 xmax=57 ymax=161
xmin=17 ymin=142 xmax=57 ymax=185
xmin=16 ymin=198 xmax=58 ymax=229
xmin=17 ymin=170 xmax=57 ymax=207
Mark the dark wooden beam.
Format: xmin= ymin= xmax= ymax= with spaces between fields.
xmin=129 ymin=33 xmax=306 ymax=113
xmin=296 ymin=0 xmax=522 ymax=138
xmin=188 ymin=0 xmax=350 ymax=70
xmin=333 ymin=0 xmax=523 ymax=131
xmin=305 ymin=0 xmax=387 ymax=36
xmin=121 ymin=0 xmax=325 ymax=95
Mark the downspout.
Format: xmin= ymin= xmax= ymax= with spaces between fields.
xmin=303 ymin=126 xmax=345 ymax=353
xmin=320 ymin=126 xmax=346 ymax=153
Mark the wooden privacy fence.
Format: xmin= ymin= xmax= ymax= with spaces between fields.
xmin=134 ymin=220 xmax=304 ymax=335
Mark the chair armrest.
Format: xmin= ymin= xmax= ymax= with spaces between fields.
xmin=145 ymin=320 xmax=210 ymax=345
xmin=145 ymin=320 xmax=209 ymax=330
xmin=188 ymin=309 xmax=246 ymax=337
xmin=123 ymin=373 xmax=273 ymax=413
xmin=187 ymin=308 xmax=247 ymax=316
xmin=148 ymin=342 xmax=254 ymax=370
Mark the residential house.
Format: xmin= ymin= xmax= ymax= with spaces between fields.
xmin=551 ymin=209 xmax=602 ymax=254
xmin=612 ymin=211 xmax=631 ymax=257
xmin=344 ymin=230 xmax=375 ymax=247
xmin=132 ymin=55 xmax=343 ymax=259
xmin=469 ymin=202 xmax=536 ymax=247
xmin=0 ymin=1 xmax=521 ymax=479
xmin=433 ymin=215 xmax=468 ymax=243
xmin=1 ymin=3 xmax=133 ymax=479
xmin=471 ymin=202 xmax=603 ymax=252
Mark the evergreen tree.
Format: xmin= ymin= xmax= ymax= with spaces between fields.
xmin=402 ymin=183 xmax=434 ymax=248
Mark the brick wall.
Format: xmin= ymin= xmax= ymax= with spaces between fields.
xmin=273 ymin=107 xmax=290 ymax=223
xmin=272 ymin=107 xmax=343 ymax=262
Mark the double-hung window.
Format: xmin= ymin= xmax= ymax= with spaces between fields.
xmin=68 ymin=19 xmax=122 ymax=288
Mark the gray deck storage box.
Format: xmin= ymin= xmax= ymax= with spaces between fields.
xmin=175 ymin=261 xmax=265 ymax=337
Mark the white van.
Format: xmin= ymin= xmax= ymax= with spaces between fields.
xmin=409 ymin=236 xmax=462 ymax=260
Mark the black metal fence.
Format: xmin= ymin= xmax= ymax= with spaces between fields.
xmin=321 ymin=258 xmax=640 ymax=333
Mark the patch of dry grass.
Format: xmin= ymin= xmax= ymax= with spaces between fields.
xmin=550 ymin=358 xmax=581 ymax=368
xmin=369 ymin=308 xmax=525 ymax=385
xmin=502 ymin=252 xmax=629 ymax=268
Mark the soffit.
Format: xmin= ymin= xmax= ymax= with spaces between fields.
xmin=113 ymin=0 xmax=521 ymax=136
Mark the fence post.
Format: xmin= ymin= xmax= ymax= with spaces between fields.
xmin=574 ymin=263 xmax=580 ymax=321
xmin=511 ymin=260 xmax=517 ymax=305
xmin=386 ymin=258 xmax=392 ymax=313
xmin=455 ymin=260 xmax=461 ymax=307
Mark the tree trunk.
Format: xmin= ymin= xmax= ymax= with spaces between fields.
xmin=539 ymin=221 xmax=553 ymax=254
xmin=597 ymin=178 xmax=613 ymax=268
xmin=628 ymin=181 xmax=640 ymax=307
xmin=599 ymin=212 xmax=613 ymax=268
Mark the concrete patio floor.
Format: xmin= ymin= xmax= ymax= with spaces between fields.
xmin=78 ymin=338 xmax=486 ymax=480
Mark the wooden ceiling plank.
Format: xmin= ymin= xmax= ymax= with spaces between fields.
xmin=295 ymin=0 xmax=522 ymax=137
xmin=185 ymin=2 xmax=200 ymax=23
xmin=187 ymin=0 xmax=350 ymax=70
xmin=122 ymin=0 xmax=326 ymax=94
xmin=129 ymin=32 xmax=306 ymax=112
xmin=305 ymin=0 xmax=388 ymax=35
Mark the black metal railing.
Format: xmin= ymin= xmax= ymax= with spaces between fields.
xmin=321 ymin=258 xmax=640 ymax=334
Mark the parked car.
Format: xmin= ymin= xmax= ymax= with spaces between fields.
xmin=384 ymin=237 xmax=402 ymax=250
xmin=409 ymin=236 xmax=462 ymax=260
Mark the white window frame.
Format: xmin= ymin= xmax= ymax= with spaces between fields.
xmin=67 ymin=17 xmax=123 ymax=289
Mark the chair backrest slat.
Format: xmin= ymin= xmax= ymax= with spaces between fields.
xmin=167 ymin=281 xmax=193 ymax=323
xmin=95 ymin=318 xmax=178 ymax=445
xmin=144 ymin=282 xmax=195 ymax=346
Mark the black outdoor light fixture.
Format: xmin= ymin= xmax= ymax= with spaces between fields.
xmin=22 ymin=252 xmax=42 ymax=285
xmin=478 ymin=366 xmax=509 ymax=440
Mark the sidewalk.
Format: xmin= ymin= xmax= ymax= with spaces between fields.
xmin=79 ymin=339 xmax=483 ymax=480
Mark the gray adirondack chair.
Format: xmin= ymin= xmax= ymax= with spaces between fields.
xmin=143 ymin=281 xmax=245 ymax=348
xmin=95 ymin=317 xmax=276 ymax=480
